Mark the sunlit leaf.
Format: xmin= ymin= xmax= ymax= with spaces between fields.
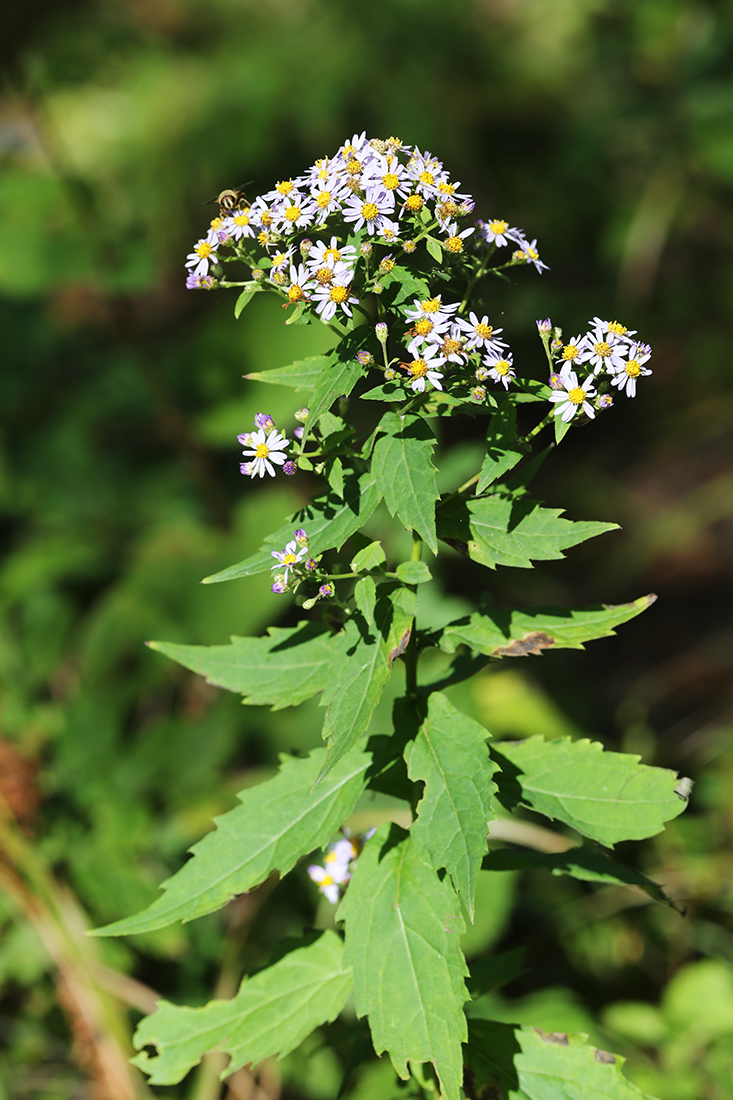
xmin=372 ymin=411 xmax=439 ymax=552
xmin=246 ymin=354 xmax=332 ymax=392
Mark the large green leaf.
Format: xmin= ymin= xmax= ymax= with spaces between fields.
xmin=372 ymin=411 xmax=439 ymax=552
xmin=477 ymin=401 xmax=525 ymax=494
xmin=466 ymin=1019 xmax=648 ymax=1099
xmin=131 ymin=931 xmax=352 ymax=1085
xmin=301 ymin=346 xmax=368 ymax=446
xmin=482 ymin=847 xmax=671 ymax=905
xmin=405 ymin=693 xmax=498 ymax=918
xmin=245 ymin=354 xmax=332 ymax=393
xmin=148 ymin=621 xmax=336 ymax=709
xmin=319 ymin=585 xmax=415 ymax=780
xmin=437 ymin=494 xmax=617 ymax=570
xmin=340 ymin=825 xmax=468 ymax=1100
xmin=92 ymin=747 xmax=369 ymax=936
xmin=492 ymin=736 xmax=688 ymax=847
xmin=203 ymin=472 xmax=380 ymax=583
xmin=438 ymin=595 xmax=656 ymax=658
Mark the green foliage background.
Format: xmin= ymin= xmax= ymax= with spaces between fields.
xmin=0 ymin=1 xmax=732 ymax=1097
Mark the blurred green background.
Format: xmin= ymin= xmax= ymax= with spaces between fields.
xmin=1 ymin=0 xmax=732 ymax=1096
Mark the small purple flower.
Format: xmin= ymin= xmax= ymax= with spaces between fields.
xmin=305 ymin=558 xmax=318 ymax=571
xmin=254 ymin=413 xmax=275 ymax=431
xmin=294 ymin=529 xmax=308 ymax=544
xmin=283 ymin=460 xmax=297 ymax=476
xmin=319 ymin=583 xmax=335 ymax=598
xmin=271 ymin=581 xmax=288 ymax=594
xmin=375 ymin=322 xmax=388 ymax=344
xmin=299 ymin=238 xmax=312 ymax=256
xmin=471 ymin=386 xmax=487 ymax=401
xmin=240 ymin=462 xmax=253 ymax=475
xmin=294 ymin=426 xmax=304 ymax=440
xmin=360 ymin=241 xmax=373 ymax=256
xmin=295 ymin=407 xmax=309 ymax=422
xmin=186 ymin=273 xmax=216 ymax=290
xmin=252 ymin=268 xmax=264 ymax=281
xmin=356 ymin=350 xmax=373 ymax=366
xmin=598 ymin=393 xmax=614 ymax=409
xmin=237 ymin=432 xmax=252 ymax=446
xmin=536 ymin=318 xmax=552 ymax=334
xmin=548 ymin=372 xmax=564 ymax=390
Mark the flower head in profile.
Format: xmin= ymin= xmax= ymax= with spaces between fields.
xmin=271 ymin=539 xmax=307 ymax=580
xmin=609 ymin=342 xmax=652 ymax=397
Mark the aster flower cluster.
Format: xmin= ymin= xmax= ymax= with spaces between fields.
xmin=269 ymin=527 xmax=335 ymax=608
xmin=539 ymin=317 xmax=653 ymax=423
xmin=238 ymin=412 xmax=296 ymax=479
xmin=307 ymin=828 xmax=376 ymax=904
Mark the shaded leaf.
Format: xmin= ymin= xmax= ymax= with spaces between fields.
xmin=466 ymin=1019 xmax=648 ymax=1099
xmin=350 ymin=540 xmax=386 ymax=572
xmin=405 ymin=693 xmax=498 ymax=917
xmin=246 ymin=354 xmax=331 ymax=393
xmin=148 ymin=621 xmax=336 ymax=710
xmin=301 ymin=346 xmax=368 ymax=446
xmin=492 ymin=736 xmax=688 ymax=847
xmin=482 ymin=847 xmax=672 ymax=905
xmin=92 ymin=747 xmax=369 ymax=936
xmin=395 ymin=561 xmax=432 ymax=585
xmin=477 ymin=401 xmax=525 ymax=494
xmin=438 ymin=595 xmax=657 ymax=658
xmin=437 ymin=494 xmax=617 ymax=570
xmin=319 ymin=586 xmax=415 ymax=780
xmin=203 ymin=472 xmax=380 ymax=583
xmin=372 ymin=411 xmax=439 ymax=552
xmin=131 ymin=931 xmax=352 ymax=1085
xmin=234 ymin=286 xmax=260 ymax=318
xmin=340 ymin=824 xmax=468 ymax=1100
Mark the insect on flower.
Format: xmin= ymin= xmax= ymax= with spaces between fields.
xmin=204 ymin=183 xmax=253 ymax=218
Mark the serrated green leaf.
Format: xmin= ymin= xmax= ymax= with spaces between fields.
xmin=350 ymin=540 xmax=386 ymax=572
xmin=340 ymin=825 xmax=468 ymax=1100
xmin=234 ymin=286 xmax=259 ymax=318
xmin=301 ymin=348 xmax=367 ymax=446
xmin=327 ymin=455 xmax=345 ymax=498
xmin=437 ymin=494 xmax=617 ymax=570
xmin=477 ymin=401 xmax=525 ymax=493
xmin=361 ymin=381 xmax=406 ymax=401
xmin=492 ymin=736 xmax=688 ymax=847
xmin=131 ymin=931 xmax=352 ymax=1085
xmin=405 ymin=693 xmax=498 ymax=917
xmin=438 ymin=595 xmax=657 ymax=658
xmin=147 ymin=621 xmax=336 ymax=710
xmin=91 ymin=747 xmax=370 ymax=936
xmin=203 ymin=472 xmax=380 ymax=583
xmin=319 ymin=586 xmax=415 ymax=780
xmin=372 ymin=411 xmax=439 ymax=552
xmin=466 ymin=1019 xmax=648 ymax=1099
xmin=382 ymin=268 xmax=430 ymax=307
xmin=246 ymin=354 xmax=332 ymax=393
xmin=395 ymin=560 xmax=432 ymax=584
xmin=482 ymin=846 xmax=671 ymax=905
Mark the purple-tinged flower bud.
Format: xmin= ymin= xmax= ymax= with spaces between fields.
xmin=217 ymin=231 xmax=232 ymax=245
xmin=375 ymin=322 xmax=388 ymax=345
xmin=597 ymin=393 xmax=614 ymax=409
xmin=471 ymin=386 xmax=487 ymax=402
xmin=252 ymin=268 xmax=264 ymax=282
xmin=360 ymin=241 xmax=373 ymax=257
xmin=319 ymin=583 xmax=335 ymax=598
xmin=271 ymin=580 xmax=288 ymax=594
xmin=283 ymin=460 xmax=297 ymax=476
xmin=536 ymin=318 xmax=552 ymax=335
xmin=373 ymin=282 xmax=384 ymax=295
xmin=379 ymin=255 xmax=395 ymax=273
xmin=305 ymin=558 xmax=318 ymax=572
xmin=254 ymin=413 xmax=275 ymax=430
xmin=384 ymin=368 xmax=398 ymax=381
xmin=240 ymin=462 xmax=253 ymax=476
xmin=459 ymin=199 xmax=475 ymax=215
xmin=295 ymin=407 xmax=309 ymax=423
xmin=294 ymin=426 xmax=304 ymax=440
xmin=550 ymin=338 xmax=563 ymax=354
xmin=294 ymin=529 xmax=308 ymax=544
xmin=475 ymin=367 xmax=489 ymax=382
xmin=299 ymin=238 xmax=313 ymax=257
xmin=548 ymin=372 xmax=563 ymax=390
xmin=356 ymin=350 xmax=373 ymax=366
xmin=402 ymin=240 xmax=416 ymax=254
xmin=237 ymin=432 xmax=252 ymax=446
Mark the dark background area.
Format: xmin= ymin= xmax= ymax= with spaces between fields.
xmin=1 ymin=1 xmax=732 ymax=1097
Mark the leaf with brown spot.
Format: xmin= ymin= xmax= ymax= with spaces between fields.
xmin=389 ymin=627 xmax=412 ymax=667
xmin=595 ymin=1049 xmax=617 ymax=1064
xmin=492 ymin=632 xmax=555 ymax=658
xmin=534 ymin=1028 xmax=569 ymax=1045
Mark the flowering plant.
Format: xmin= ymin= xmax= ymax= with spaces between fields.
xmin=95 ymin=136 xmax=688 ymax=1098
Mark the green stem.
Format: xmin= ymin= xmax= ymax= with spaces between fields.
xmin=403 ymin=531 xmax=423 ymax=698
xmin=524 ymin=412 xmax=554 ymax=442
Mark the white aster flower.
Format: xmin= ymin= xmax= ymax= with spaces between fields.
xmin=312 ymin=280 xmax=359 ymax=321
xmin=577 ymin=328 xmax=628 ymax=375
xmin=342 ymin=193 xmax=393 ymax=235
xmin=310 ymin=180 xmax=349 ymax=223
xmin=432 ymin=323 xmax=469 ymax=364
xmin=222 ymin=208 xmax=255 ymax=241
xmin=286 ymin=262 xmax=313 ymax=304
xmin=456 ymin=311 xmax=506 ymax=354
xmin=556 ymin=335 xmax=585 ymax=367
xmin=362 ymin=152 xmax=407 ymax=209
xmin=404 ymin=294 xmax=460 ymax=327
xmin=441 ymin=221 xmax=475 ymax=254
xmin=273 ymin=195 xmax=316 ymax=234
xmin=609 ymin=342 xmax=652 ymax=397
xmin=485 ymin=353 xmax=516 ymax=389
xmin=590 ymin=317 xmax=637 ymax=343
xmin=306 ymin=237 xmax=358 ymax=271
xmin=479 ymin=218 xmax=518 ymax=247
xmin=271 ymin=539 xmax=307 ymax=579
xmin=241 ymin=427 xmax=290 ymax=478
xmin=307 ymin=865 xmax=346 ymax=904
xmin=404 ymin=344 xmax=446 ymax=393
xmin=377 ymin=217 xmax=401 ymax=243
xmin=185 ymin=239 xmax=218 ymax=278
xmin=512 ymin=238 xmax=548 ymax=273
xmin=405 ymin=149 xmax=448 ymax=197
xmin=549 ymin=366 xmax=596 ymax=422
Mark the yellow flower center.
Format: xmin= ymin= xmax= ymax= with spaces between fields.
xmin=419 ymin=170 xmax=435 ymax=187
xmin=346 ymin=157 xmax=362 ymax=175
xmin=446 ymin=236 xmax=463 ymax=253
xmin=282 ymin=553 xmax=297 ymax=565
xmin=272 ymin=252 xmax=287 ymax=267
xmin=625 ymin=360 xmax=641 ymax=377
xmin=421 ymin=297 xmax=440 ymax=314
xmin=316 ymin=267 xmax=333 ymax=285
xmin=608 ymin=320 xmax=627 ymax=335
xmin=437 ymin=181 xmax=456 ymax=195
xmin=526 ymin=247 xmax=539 ymax=260
xmin=594 ymin=341 xmax=611 ymax=358
xmin=380 ymin=258 xmax=395 ymax=272
xmin=324 ymin=246 xmax=341 ymax=262
xmin=361 ymin=202 xmax=378 ymax=221
xmin=383 ymin=172 xmax=400 ymax=190
xmin=330 ymin=286 xmax=349 ymax=303
xmin=316 ymin=191 xmax=331 ymax=208
xmin=233 ymin=212 xmax=250 ymax=226
xmin=382 ymin=227 xmax=397 ymax=240
xmin=562 ymin=345 xmax=579 ymax=360
xmin=443 ymin=338 xmax=463 ymax=355
xmin=494 ymin=360 xmax=511 ymax=376
xmin=276 ymin=180 xmax=294 ymax=194
xmin=404 ymin=194 xmax=423 ymax=211
xmin=568 ymin=386 xmax=586 ymax=405
xmin=488 ymin=219 xmax=508 ymax=235
xmin=409 ymin=359 xmax=428 ymax=378
xmin=260 ymin=211 xmax=273 ymax=226
xmin=288 ymin=284 xmax=306 ymax=302
xmin=284 ymin=205 xmax=301 ymax=223
xmin=475 ymin=323 xmax=493 ymax=340
xmin=257 ymin=231 xmax=271 ymax=247
xmin=195 ymin=242 xmax=213 ymax=259
xmin=210 ymin=217 xmax=223 ymax=230
xmin=438 ymin=200 xmax=459 ymax=219
xmin=413 ymin=318 xmax=434 ymax=336
xmin=255 ymin=443 xmax=270 ymax=458
xmin=320 ymin=874 xmax=335 ymax=887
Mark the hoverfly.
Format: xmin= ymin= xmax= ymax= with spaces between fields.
xmin=204 ymin=182 xmax=253 ymax=218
